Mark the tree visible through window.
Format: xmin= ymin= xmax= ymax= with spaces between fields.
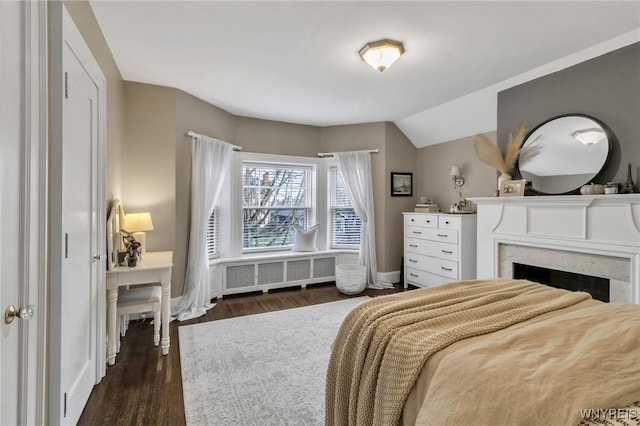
xmin=242 ymin=163 xmax=310 ymax=250
xmin=330 ymin=167 xmax=361 ymax=248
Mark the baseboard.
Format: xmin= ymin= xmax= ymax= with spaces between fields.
xmin=377 ymin=270 xmax=400 ymax=285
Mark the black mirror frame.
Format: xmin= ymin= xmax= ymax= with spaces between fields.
xmin=515 ymin=113 xmax=614 ymax=195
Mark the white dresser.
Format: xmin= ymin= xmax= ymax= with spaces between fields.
xmin=403 ymin=212 xmax=477 ymax=289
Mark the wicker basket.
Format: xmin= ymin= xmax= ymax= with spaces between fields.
xmin=335 ymin=264 xmax=367 ymax=295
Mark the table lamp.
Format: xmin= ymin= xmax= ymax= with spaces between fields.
xmin=124 ymin=212 xmax=154 ymax=255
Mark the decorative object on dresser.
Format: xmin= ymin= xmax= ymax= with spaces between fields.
xmin=474 ymin=121 xmax=528 ymax=194
xmin=515 ymin=114 xmax=613 ymax=195
xmin=402 ymin=212 xmax=476 ymax=289
xmin=414 ymin=197 xmax=439 ymax=213
xmin=391 ymin=172 xmax=413 ymax=196
xmin=500 ymin=179 xmax=526 ymax=197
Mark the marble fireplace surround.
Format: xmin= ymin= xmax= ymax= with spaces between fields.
xmin=469 ymin=194 xmax=640 ymax=304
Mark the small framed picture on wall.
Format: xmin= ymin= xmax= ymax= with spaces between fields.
xmin=500 ymin=179 xmax=526 ymax=197
xmin=391 ymin=172 xmax=413 ymax=196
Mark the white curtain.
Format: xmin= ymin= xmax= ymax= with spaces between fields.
xmin=334 ymin=151 xmax=392 ymax=289
xmin=171 ymin=134 xmax=234 ymax=321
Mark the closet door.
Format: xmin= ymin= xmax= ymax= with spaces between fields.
xmin=49 ymin=6 xmax=106 ymax=424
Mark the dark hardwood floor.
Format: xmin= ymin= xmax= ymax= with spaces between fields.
xmin=78 ymin=282 xmax=405 ymax=425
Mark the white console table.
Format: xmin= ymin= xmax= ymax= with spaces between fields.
xmin=105 ymin=251 xmax=173 ymax=365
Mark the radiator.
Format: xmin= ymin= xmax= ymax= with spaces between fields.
xmin=222 ymin=255 xmax=338 ymax=295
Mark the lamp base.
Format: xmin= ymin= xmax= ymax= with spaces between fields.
xmin=132 ymin=231 xmax=146 ymax=255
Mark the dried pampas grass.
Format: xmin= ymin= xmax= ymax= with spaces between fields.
xmin=474 ymin=122 xmax=529 ymax=173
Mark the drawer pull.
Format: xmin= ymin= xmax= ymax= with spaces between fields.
xmin=426 ymin=220 xmax=431 ymax=223
xmin=411 ymin=218 xmax=415 ymax=222
xmin=441 ymin=266 xmax=453 ymax=272
xmin=410 ymin=273 xmax=419 ymax=277
xmin=409 ymin=244 xmax=418 ymax=248
xmin=413 ymin=231 xmax=422 ymax=235
xmin=441 ymin=250 xmax=453 ymax=254
xmin=408 ymin=259 xmax=418 ymax=263
xmin=437 ymin=233 xmax=448 ymax=238
xmin=445 ymin=221 xmax=450 ymax=224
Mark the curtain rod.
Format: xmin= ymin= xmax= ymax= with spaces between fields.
xmin=186 ymin=131 xmax=242 ymax=151
xmin=317 ymin=149 xmax=379 ymax=158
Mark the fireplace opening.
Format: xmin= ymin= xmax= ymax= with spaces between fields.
xmin=513 ymin=263 xmax=610 ymax=302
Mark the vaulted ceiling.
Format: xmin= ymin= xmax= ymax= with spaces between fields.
xmin=89 ymin=1 xmax=640 ymax=147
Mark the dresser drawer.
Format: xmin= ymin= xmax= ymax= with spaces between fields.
xmin=405 ymin=268 xmax=454 ymax=288
xmin=405 ymin=238 xmax=458 ymax=260
xmin=405 ymin=214 xmax=438 ymax=228
xmin=438 ymin=215 xmax=462 ymax=230
xmin=418 ymin=228 xmax=458 ymax=244
xmin=404 ymin=252 xmax=459 ymax=280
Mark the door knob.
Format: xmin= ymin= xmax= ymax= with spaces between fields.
xmin=5 ymin=305 xmax=35 ymax=324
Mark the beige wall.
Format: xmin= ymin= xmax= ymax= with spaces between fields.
xmin=235 ymin=117 xmax=321 ymax=156
xmin=64 ymin=0 xmax=124 ymax=205
xmin=416 ymin=132 xmax=498 ymax=212
xmin=384 ymin=123 xmax=418 ymax=272
xmin=122 ymin=82 xmax=177 ymax=259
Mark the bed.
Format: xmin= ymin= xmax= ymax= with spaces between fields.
xmin=326 ymin=278 xmax=640 ymax=426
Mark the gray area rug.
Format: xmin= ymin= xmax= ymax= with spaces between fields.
xmin=178 ymin=297 xmax=369 ymax=426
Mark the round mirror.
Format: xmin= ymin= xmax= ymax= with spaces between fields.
xmin=516 ymin=114 xmax=612 ymax=194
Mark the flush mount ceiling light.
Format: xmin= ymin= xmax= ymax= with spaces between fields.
xmin=572 ymin=128 xmax=606 ymax=145
xmin=359 ymin=39 xmax=405 ymax=72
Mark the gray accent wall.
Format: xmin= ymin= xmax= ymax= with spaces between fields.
xmin=498 ymin=42 xmax=640 ymax=186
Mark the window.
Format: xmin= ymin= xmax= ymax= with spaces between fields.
xmin=329 ymin=167 xmax=361 ymax=249
xmin=206 ymin=207 xmax=220 ymax=259
xmin=242 ymin=162 xmax=311 ymax=251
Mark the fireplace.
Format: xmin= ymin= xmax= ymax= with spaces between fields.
xmin=513 ymin=263 xmax=609 ymax=302
xmin=470 ymin=194 xmax=640 ymax=304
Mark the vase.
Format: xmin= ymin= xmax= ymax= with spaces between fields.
xmin=497 ymin=172 xmax=511 ymax=193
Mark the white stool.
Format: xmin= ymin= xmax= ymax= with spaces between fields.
xmin=116 ymin=286 xmax=162 ymax=352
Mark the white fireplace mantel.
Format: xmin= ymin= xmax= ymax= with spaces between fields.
xmin=468 ymin=194 xmax=640 ymax=303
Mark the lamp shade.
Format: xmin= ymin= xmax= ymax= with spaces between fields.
xmin=450 ymin=165 xmax=461 ymax=178
xmin=124 ymin=212 xmax=154 ymax=232
xmin=359 ymin=39 xmax=404 ymax=72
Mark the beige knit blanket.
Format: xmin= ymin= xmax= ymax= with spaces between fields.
xmin=325 ymin=279 xmax=592 ymax=426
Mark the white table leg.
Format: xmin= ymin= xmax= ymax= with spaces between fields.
xmin=106 ymin=288 xmax=118 ymax=366
xmin=161 ymin=270 xmax=171 ymax=355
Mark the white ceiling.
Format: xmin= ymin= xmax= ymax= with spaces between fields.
xmin=89 ymin=1 xmax=640 ymax=148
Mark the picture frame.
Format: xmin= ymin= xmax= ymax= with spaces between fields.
xmin=500 ymin=179 xmax=526 ymax=197
xmin=391 ymin=172 xmax=413 ymax=196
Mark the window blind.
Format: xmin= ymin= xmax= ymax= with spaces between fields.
xmin=329 ymin=167 xmax=361 ymax=249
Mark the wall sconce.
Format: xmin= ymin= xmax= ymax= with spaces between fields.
xmin=450 ymin=164 xmax=465 ymax=197
xmin=124 ymin=212 xmax=154 ymax=255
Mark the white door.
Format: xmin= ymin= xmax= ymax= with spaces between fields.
xmin=49 ymin=6 xmax=106 ymax=424
xmin=59 ymin=41 xmax=99 ymax=425
xmin=0 ymin=1 xmax=48 ymax=424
